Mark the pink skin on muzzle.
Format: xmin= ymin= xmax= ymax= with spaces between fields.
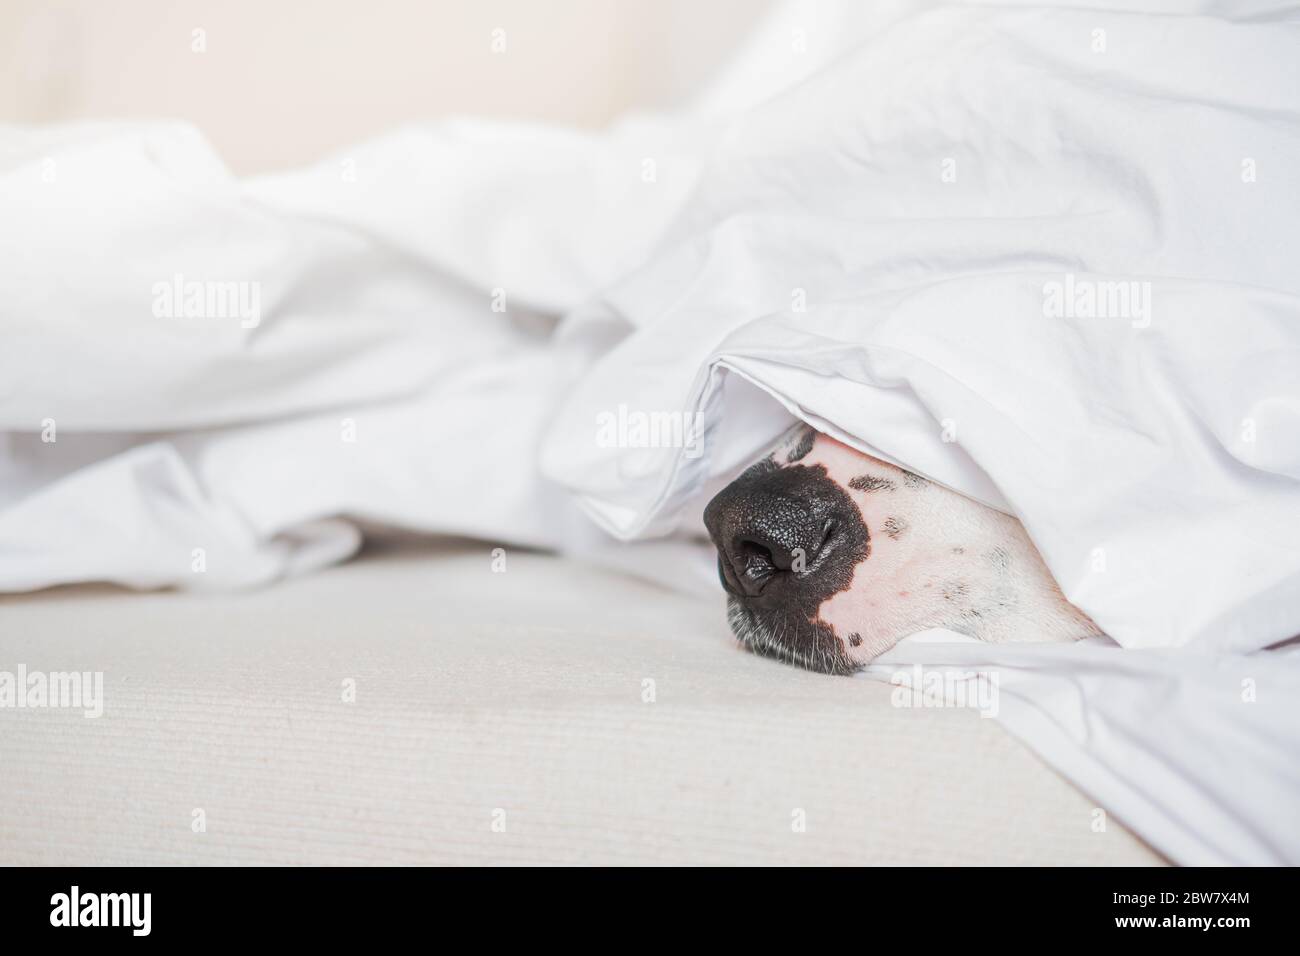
xmin=704 ymin=427 xmax=1099 ymax=673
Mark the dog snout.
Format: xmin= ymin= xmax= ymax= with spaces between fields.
xmin=703 ymin=464 xmax=840 ymax=602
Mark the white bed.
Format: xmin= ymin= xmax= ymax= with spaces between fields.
xmin=0 ymin=541 xmax=1162 ymax=866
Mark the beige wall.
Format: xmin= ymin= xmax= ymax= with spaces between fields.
xmin=0 ymin=0 xmax=772 ymax=173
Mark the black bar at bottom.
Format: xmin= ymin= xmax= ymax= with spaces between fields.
xmin=0 ymin=865 xmax=1285 ymax=942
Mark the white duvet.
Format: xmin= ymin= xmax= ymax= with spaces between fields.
xmin=2 ymin=1 xmax=1298 ymax=864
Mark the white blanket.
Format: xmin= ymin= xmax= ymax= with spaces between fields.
xmin=2 ymin=1 xmax=1298 ymax=863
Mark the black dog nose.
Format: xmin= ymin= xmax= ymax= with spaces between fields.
xmin=703 ymin=461 xmax=841 ymax=601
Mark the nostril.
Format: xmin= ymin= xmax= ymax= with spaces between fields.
xmin=704 ymin=464 xmax=848 ymax=600
xmin=725 ymin=535 xmax=795 ymax=597
xmin=738 ymin=539 xmax=778 ymax=592
xmin=813 ymin=518 xmax=836 ymax=555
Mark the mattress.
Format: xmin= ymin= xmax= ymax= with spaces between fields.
xmin=0 ymin=541 xmax=1162 ymax=865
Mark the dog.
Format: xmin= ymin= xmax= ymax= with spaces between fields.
xmin=703 ymin=425 xmax=1101 ymax=674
